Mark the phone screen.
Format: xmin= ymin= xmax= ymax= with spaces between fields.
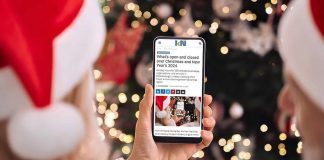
xmin=153 ymin=37 xmax=205 ymax=140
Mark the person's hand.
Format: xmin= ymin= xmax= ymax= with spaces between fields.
xmin=128 ymin=84 xmax=215 ymax=160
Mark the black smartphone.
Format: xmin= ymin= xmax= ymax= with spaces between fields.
xmin=152 ymin=36 xmax=205 ymax=143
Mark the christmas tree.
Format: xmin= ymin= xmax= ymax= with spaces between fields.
xmin=95 ymin=0 xmax=301 ymax=159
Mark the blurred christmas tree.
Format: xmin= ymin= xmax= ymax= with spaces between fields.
xmin=95 ymin=0 xmax=301 ymax=159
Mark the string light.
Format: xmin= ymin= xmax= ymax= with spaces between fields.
xmin=265 ymin=3 xmax=272 ymax=8
xmin=264 ymin=144 xmax=272 ymax=151
xmin=110 ymin=103 xmax=118 ymax=112
xmin=244 ymin=152 xmax=251 ymax=159
xmin=243 ymin=139 xmax=251 ymax=146
xmin=96 ymin=92 xmax=105 ymax=102
xmin=134 ymin=4 xmax=140 ymax=11
xmin=118 ymin=93 xmax=127 ymax=103
xmin=281 ymin=4 xmax=288 ymax=11
xmin=232 ymin=134 xmax=242 ymax=142
xmin=192 ymin=150 xmax=204 ymax=158
xmin=126 ymin=2 xmax=135 ymax=11
xmin=97 ymin=104 xmax=107 ymax=114
xmin=218 ymin=138 xmax=227 ymax=146
xmin=271 ymin=0 xmax=278 ymax=5
xmin=103 ymin=6 xmax=110 ymax=14
xmin=266 ymin=7 xmax=273 ymax=14
xmin=279 ymin=148 xmax=287 ymax=156
xmin=251 ymin=0 xmax=257 ymax=2
xmin=179 ymin=8 xmax=187 ymax=16
xmin=294 ymin=130 xmax=300 ymax=137
xmin=209 ymin=22 xmax=218 ymax=34
xmin=222 ymin=6 xmax=230 ymax=14
xmin=113 ymin=112 xmax=119 ymax=119
xmin=105 ymin=109 xmax=115 ymax=118
xmin=209 ymin=27 xmax=217 ymax=34
xmin=238 ymin=151 xmax=245 ymax=159
xmin=122 ymin=146 xmax=131 ymax=154
xmin=131 ymin=20 xmax=140 ymax=28
xmin=211 ymin=22 xmax=219 ymax=29
xmin=167 ymin=17 xmax=175 ymax=24
xmin=135 ymin=111 xmax=140 ymax=118
xmin=240 ymin=13 xmax=247 ymax=20
xmin=143 ymin=11 xmax=151 ymax=19
xmin=279 ymin=133 xmax=287 ymax=141
xmin=131 ymin=94 xmax=140 ymax=103
xmin=99 ymin=101 xmax=107 ymax=107
xmin=297 ymin=141 xmax=302 ymax=154
xmin=194 ymin=20 xmax=203 ymax=28
xmin=119 ymin=133 xmax=126 ymax=141
xmin=186 ymin=28 xmax=195 ymax=36
xmin=241 ymin=11 xmax=257 ymax=21
xmin=134 ymin=10 xmax=142 ymax=18
xmin=278 ymin=143 xmax=285 ymax=149
xmin=104 ymin=116 xmax=115 ymax=127
xmin=231 ymin=156 xmax=239 ymax=160
xmin=220 ymin=46 xmax=229 ymax=54
xmin=93 ymin=69 xmax=102 ymax=80
xmin=160 ymin=24 xmax=169 ymax=32
xmin=124 ymin=135 xmax=134 ymax=143
xmin=260 ymin=124 xmax=268 ymax=132
xmin=109 ymin=128 xmax=118 ymax=137
xmin=150 ymin=18 xmax=158 ymax=26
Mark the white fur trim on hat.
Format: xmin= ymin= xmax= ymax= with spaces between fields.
xmin=7 ymin=102 xmax=85 ymax=160
xmin=156 ymin=110 xmax=167 ymax=119
xmin=278 ymin=0 xmax=324 ymax=112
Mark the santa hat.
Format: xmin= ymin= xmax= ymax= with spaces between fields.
xmin=0 ymin=0 xmax=105 ymax=159
xmin=155 ymin=96 xmax=170 ymax=118
xmin=278 ymin=0 xmax=324 ymax=112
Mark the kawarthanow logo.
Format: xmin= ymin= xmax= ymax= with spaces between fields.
xmin=175 ymin=40 xmax=186 ymax=46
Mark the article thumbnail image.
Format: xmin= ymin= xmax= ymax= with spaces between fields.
xmin=155 ymin=96 xmax=202 ymax=127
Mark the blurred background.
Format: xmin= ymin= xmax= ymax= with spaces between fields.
xmin=94 ymin=0 xmax=302 ymax=159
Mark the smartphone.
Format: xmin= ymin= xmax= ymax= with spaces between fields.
xmin=152 ymin=36 xmax=205 ymax=143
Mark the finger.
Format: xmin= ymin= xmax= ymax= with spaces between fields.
xmin=139 ymin=84 xmax=153 ymax=118
xmin=204 ymin=77 xmax=207 ymax=83
xmin=203 ymin=94 xmax=212 ymax=106
xmin=197 ymin=130 xmax=213 ymax=150
xmin=203 ymin=117 xmax=216 ymax=131
xmin=136 ymin=84 xmax=153 ymax=133
xmin=203 ymin=105 xmax=212 ymax=118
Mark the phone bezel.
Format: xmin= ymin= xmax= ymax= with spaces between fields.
xmin=152 ymin=36 xmax=206 ymax=143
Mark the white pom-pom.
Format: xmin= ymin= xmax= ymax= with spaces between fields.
xmin=156 ymin=110 xmax=167 ymax=119
xmin=7 ymin=102 xmax=85 ymax=160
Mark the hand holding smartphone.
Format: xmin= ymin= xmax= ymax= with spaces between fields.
xmin=152 ymin=36 xmax=206 ymax=143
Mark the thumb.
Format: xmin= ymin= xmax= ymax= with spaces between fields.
xmin=136 ymin=84 xmax=153 ymax=135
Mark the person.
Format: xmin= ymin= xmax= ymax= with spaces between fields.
xmin=277 ymin=0 xmax=324 ymax=160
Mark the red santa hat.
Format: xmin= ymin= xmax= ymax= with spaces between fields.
xmin=0 ymin=0 xmax=105 ymax=159
xmin=278 ymin=0 xmax=324 ymax=112
xmin=155 ymin=96 xmax=170 ymax=118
